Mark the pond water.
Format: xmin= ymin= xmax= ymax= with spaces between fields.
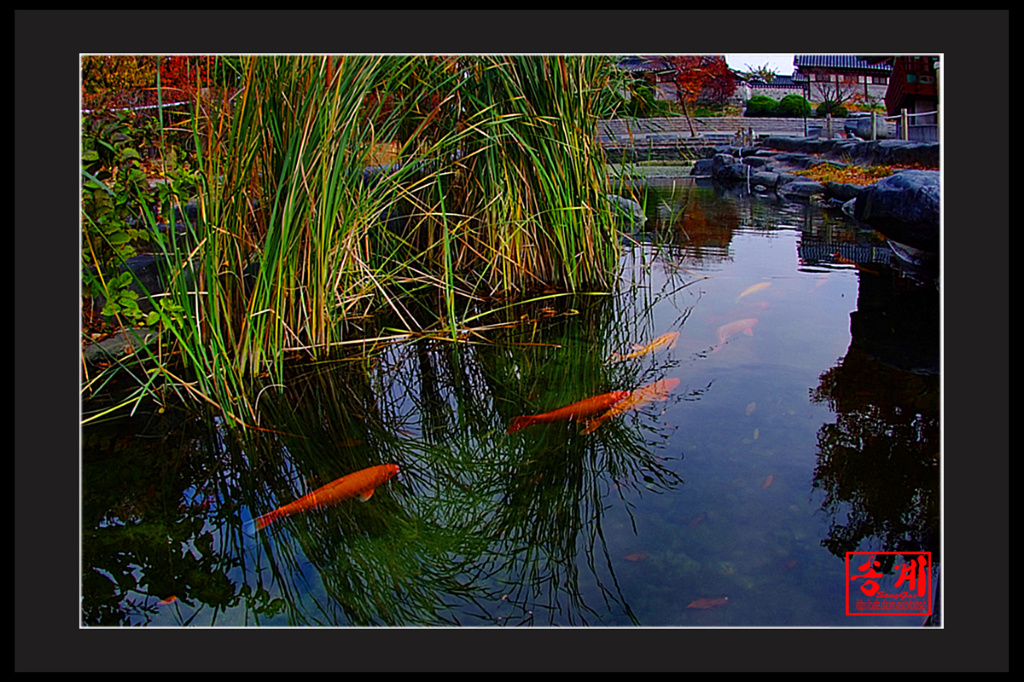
xmin=81 ymin=176 xmax=940 ymax=628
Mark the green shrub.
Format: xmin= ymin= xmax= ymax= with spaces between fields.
xmin=777 ymin=94 xmax=811 ymax=118
xmin=81 ymin=108 xmax=199 ymax=326
xmin=693 ymin=102 xmax=734 ymax=117
xmin=816 ymin=102 xmax=848 ymax=118
xmin=81 ymin=111 xmax=155 ymax=322
xmin=744 ymin=95 xmax=778 ymax=117
xmin=634 ymin=83 xmax=659 ymax=116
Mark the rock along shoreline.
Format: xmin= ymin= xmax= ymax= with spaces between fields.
xmin=689 ymin=135 xmax=940 ymax=253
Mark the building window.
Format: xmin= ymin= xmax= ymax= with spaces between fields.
xmin=906 ymin=74 xmax=917 ymax=83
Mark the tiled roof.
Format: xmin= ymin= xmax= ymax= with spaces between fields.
xmin=794 ymin=55 xmax=893 ymax=72
xmin=749 ymin=74 xmax=800 ymax=87
xmin=617 ymin=56 xmax=673 ymax=73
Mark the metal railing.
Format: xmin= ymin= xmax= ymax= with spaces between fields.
xmin=81 ymin=99 xmax=194 ymax=116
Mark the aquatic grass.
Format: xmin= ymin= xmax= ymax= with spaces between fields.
xmin=83 ymin=54 xmax=625 ymax=426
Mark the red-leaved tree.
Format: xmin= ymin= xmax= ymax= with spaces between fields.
xmin=81 ymin=56 xmax=217 ymax=110
xmin=664 ymin=55 xmax=736 ymax=136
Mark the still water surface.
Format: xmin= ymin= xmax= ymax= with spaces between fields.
xmin=81 ymin=178 xmax=940 ymax=627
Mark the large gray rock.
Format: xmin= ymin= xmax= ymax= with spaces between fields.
xmin=607 ymin=193 xmax=646 ymax=228
xmin=778 ymin=179 xmax=827 ymax=201
xmin=691 ymin=158 xmax=714 ymax=176
xmin=760 ymin=136 xmax=939 ymax=168
xmin=749 ymin=170 xmax=781 ymax=191
xmin=709 ymin=153 xmax=753 ymax=185
xmin=853 ymin=170 xmax=940 ymax=252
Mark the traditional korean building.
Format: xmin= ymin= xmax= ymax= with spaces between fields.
xmin=735 ymin=74 xmax=806 ymax=105
xmin=792 ymin=55 xmax=893 ymax=107
xmin=861 ymin=55 xmax=940 ymax=141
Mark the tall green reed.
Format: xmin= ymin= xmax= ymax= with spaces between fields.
xmin=90 ymin=55 xmax=623 ymax=425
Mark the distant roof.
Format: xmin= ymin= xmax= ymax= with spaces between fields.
xmin=749 ymin=74 xmax=800 ymax=88
xmin=617 ymin=56 xmax=673 ymax=73
xmin=794 ymin=55 xmax=893 ymax=73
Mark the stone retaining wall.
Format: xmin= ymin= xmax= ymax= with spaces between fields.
xmin=598 ymin=116 xmax=811 ymax=140
xmin=598 ymin=116 xmax=897 ymax=142
xmin=598 ymin=116 xmax=927 ymax=165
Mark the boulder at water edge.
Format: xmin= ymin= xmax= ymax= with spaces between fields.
xmin=852 ymin=170 xmax=940 ymax=252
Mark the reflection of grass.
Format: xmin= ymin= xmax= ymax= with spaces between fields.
xmin=240 ymin=296 xmax=688 ymax=625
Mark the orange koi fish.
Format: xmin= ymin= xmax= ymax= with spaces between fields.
xmin=507 ymin=390 xmax=632 ymax=433
xmin=580 ymin=378 xmax=681 ymax=434
xmin=623 ymin=552 xmax=649 ymax=562
xmin=687 ymin=596 xmax=730 ymax=610
xmin=762 ymin=474 xmax=774 ymax=489
xmin=253 ymin=463 xmax=399 ymax=531
xmin=608 ymin=331 xmax=680 ymax=364
xmin=833 ymin=252 xmax=857 ymax=267
xmin=832 ymin=252 xmax=878 ymax=275
xmin=735 ymin=281 xmax=771 ymax=302
xmin=712 ymin=318 xmax=758 ymax=352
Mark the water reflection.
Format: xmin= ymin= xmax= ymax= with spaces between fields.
xmin=82 ymin=407 xmax=250 ymax=626
xmin=82 ymin=177 xmax=940 ymax=627
xmin=809 ymin=249 xmax=939 ymax=571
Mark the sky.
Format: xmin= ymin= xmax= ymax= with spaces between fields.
xmin=723 ymin=54 xmax=796 ymax=77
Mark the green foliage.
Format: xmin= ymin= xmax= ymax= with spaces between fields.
xmin=593 ymin=62 xmax=635 ymax=120
xmin=81 ymin=111 xmax=156 ymax=324
xmin=81 ymin=56 xmax=158 ymax=97
xmin=82 ymin=55 xmax=624 ymax=427
xmin=81 ymin=105 xmax=201 ymax=333
xmin=816 ymin=102 xmax=848 ymax=118
xmin=744 ymin=95 xmax=778 ymax=117
xmin=692 ymin=102 xmax=740 ymax=117
xmin=742 ymin=63 xmax=779 ymax=83
xmin=777 ymin=94 xmax=811 ymax=118
xmin=618 ymin=82 xmax=659 ymax=118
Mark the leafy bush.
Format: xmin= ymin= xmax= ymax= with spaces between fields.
xmin=81 ymin=112 xmax=155 ymax=322
xmin=693 ymin=102 xmax=742 ymax=117
xmin=81 ymin=108 xmax=198 ymax=326
xmin=744 ymin=95 xmax=778 ymax=117
xmin=816 ymin=102 xmax=848 ymax=118
xmin=776 ymin=94 xmax=811 ymax=118
xmin=619 ymin=82 xmax=656 ymax=117
xmin=618 ymin=82 xmax=681 ymax=118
